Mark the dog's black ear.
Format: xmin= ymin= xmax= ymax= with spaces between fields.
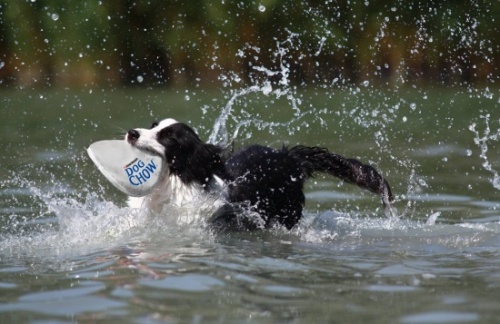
xmin=157 ymin=123 xmax=226 ymax=185
xmin=157 ymin=123 xmax=202 ymax=160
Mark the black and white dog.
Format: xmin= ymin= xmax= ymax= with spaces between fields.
xmin=126 ymin=118 xmax=394 ymax=232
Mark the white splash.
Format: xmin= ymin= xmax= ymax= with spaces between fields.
xmin=207 ymin=31 xmax=323 ymax=147
xmin=469 ymin=114 xmax=500 ymax=190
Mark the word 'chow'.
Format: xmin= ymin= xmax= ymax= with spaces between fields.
xmin=124 ymin=159 xmax=157 ymax=186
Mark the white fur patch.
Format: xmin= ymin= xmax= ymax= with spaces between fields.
xmin=125 ymin=118 xmax=179 ymax=157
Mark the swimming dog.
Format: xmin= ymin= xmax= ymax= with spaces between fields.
xmin=125 ymin=118 xmax=394 ymax=232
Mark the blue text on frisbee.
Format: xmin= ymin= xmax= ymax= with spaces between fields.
xmin=125 ymin=159 xmax=157 ymax=186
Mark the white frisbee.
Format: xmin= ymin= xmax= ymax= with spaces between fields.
xmin=87 ymin=140 xmax=165 ymax=197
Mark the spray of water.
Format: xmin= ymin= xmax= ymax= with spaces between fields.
xmin=0 ymin=164 xmax=218 ymax=263
xmin=1 ymin=171 xmax=139 ymax=257
xmin=202 ymin=29 xmax=453 ymax=232
xmin=469 ymin=114 xmax=500 ymax=190
xmin=207 ymin=31 xmax=326 ymax=147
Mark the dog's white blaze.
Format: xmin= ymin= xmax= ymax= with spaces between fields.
xmin=157 ymin=118 xmax=178 ymax=129
xmin=125 ymin=118 xmax=179 ymax=157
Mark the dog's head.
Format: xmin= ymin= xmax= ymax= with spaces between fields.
xmin=125 ymin=118 xmax=225 ymax=185
xmin=126 ymin=118 xmax=177 ymax=157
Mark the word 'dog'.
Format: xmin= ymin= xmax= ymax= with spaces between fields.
xmin=124 ymin=158 xmax=157 ymax=186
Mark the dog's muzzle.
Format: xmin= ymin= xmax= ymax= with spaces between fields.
xmin=127 ymin=129 xmax=140 ymax=144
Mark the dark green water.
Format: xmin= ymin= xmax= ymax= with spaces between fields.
xmin=0 ymin=87 xmax=499 ymax=322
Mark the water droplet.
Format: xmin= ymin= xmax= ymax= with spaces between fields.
xmin=51 ymin=13 xmax=59 ymax=21
xmin=418 ymin=178 xmax=428 ymax=187
xmin=136 ymin=75 xmax=143 ymax=83
xmin=0 ymin=61 xmax=4 ymax=69
xmin=410 ymin=103 xmax=417 ymax=110
xmin=258 ymin=4 xmax=266 ymax=12
xmin=466 ymin=149 xmax=472 ymax=156
xmin=402 ymin=116 xmax=407 ymax=123
xmin=493 ymin=176 xmax=500 ymax=190
xmin=362 ymin=80 xmax=369 ymax=87
xmin=184 ymin=95 xmax=190 ymax=101
xmin=261 ymin=81 xmax=272 ymax=95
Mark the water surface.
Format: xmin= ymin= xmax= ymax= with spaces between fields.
xmin=1 ymin=88 xmax=499 ymax=322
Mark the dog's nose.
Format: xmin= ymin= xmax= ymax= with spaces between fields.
xmin=127 ymin=129 xmax=140 ymax=140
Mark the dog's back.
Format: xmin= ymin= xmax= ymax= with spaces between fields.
xmin=224 ymin=145 xmax=306 ymax=230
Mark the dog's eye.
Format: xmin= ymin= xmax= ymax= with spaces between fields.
xmin=150 ymin=121 xmax=159 ymax=129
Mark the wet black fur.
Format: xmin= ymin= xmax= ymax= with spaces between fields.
xmin=130 ymin=121 xmax=394 ymax=232
xmin=156 ymin=123 xmax=227 ymax=188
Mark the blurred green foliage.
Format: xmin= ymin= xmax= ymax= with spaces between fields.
xmin=0 ymin=0 xmax=497 ymax=88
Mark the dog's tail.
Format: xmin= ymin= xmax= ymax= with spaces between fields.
xmin=289 ymin=145 xmax=394 ymax=212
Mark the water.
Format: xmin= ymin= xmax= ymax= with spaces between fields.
xmin=1 ymin=87 xmax=500 ymax=322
